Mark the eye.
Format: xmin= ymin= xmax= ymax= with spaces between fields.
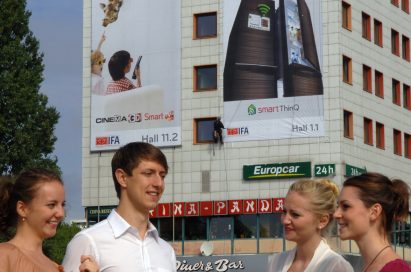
xmin=47 ymin=203 xmax=56 ymax=209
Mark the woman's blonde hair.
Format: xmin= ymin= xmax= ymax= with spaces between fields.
xmin=288 ymin=178 xmax=339 ymax=235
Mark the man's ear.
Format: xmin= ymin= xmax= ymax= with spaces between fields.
xmin=115 ymin=169 xmax=128 ymax=189
xmin=369 ymin=203 xmax=383 ymax=221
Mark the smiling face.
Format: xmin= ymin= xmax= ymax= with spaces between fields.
xmin=120 ymin=160 xmax=166 ymax=214
xmin=281 ymin=191 xmax=322 ymax=245
xmin=20 ymin=181 xmax=65 ymax=240
xmin=334 ymin=186 xmax=372 ymax=241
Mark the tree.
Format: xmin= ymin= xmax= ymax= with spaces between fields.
xmin=0 ymin=0 xmax=60 ymax=175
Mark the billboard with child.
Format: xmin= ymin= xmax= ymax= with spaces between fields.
xmin=90 ymin=0 xmax=181 ymax=151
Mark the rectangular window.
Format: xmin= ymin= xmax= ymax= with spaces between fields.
xmin=364 ymin=118 xmax=373 ymax=145
xmin=194 ymin=117 xmax=217 ymax=144
xmin=402 ymin=35 xmax=410 ymax=61
xmin=185 ymin=217 xmax=207 ymax=240
xmin=234 ymin=214 xmax=257 ymax=239
xmin=392 ymin=0 xmax=400 ymax=6
xmin=342 ymin=2 xmax=352 ymax=30
xmin=344 ymin=110 xmax=353 ymax=139
xmin=404 ymin=84 xmax=411 ymax=110
xmin=375 ymin=70 xmax=384 ymax=98
xmin=394 ymin=129 xmax=402 ymax=155
xmin=392 ymin=29 xmax=400 ymax=56
xmin=210 ymin=217 xmax=232 ymax=240
xmin=342 ymin=55 xmax=352 ymax=84
xmin=392 ymin=79 xmax=401 ymax=105
xmin=376 ymin=122 xmax=385 ymax=149
xmin=362 ymin=12 xmax=371 ymax=40
xmin=194 ymin=12 xmax=217 ymax=39
xmin=402 ymin=0 xmax=410 ymax=13
xmin=374 ymin=19 xmax=383 ymax=47
xmin=363 ymin=65 xmax=372 ymax=92
xmin=259 ymin=214 xmax=283 ymax=238
xmin=158 ymin=218 xmax=182 ymax=241
xmin=405 ymin=133 xmax=411 ymax=158
xmin=194 ymin=65 xmax=217 ymax=91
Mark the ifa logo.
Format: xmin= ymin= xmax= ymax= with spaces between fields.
xmin=227 ymin=127 xmax=249 ymax=136
xmin=95 ymin=136 xmax=120 ymax=146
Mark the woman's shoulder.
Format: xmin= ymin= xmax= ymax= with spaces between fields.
xmin=0 ymin=242 xmax=20 ymax=254
xmin=381 ymin=259 xmax=411 ymax=272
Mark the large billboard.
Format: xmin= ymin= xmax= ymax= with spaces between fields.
xmin=90 ymin=0 xmax=181 ymax=151
xmin=223 ymin=0 xmax=324 ymax=142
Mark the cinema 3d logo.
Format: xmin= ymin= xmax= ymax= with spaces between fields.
xmin=95 ymin=136 xmax=120 ymax=146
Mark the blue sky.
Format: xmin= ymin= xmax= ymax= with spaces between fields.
xmin=27 ymin=0 xmax=84 ymax=221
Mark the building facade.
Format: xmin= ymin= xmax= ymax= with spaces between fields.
xmin=82 ymin=0 xmax=411 ymax=261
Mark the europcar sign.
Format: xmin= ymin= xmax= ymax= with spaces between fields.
xmin=243 ymin=162 xmax=311 ymax=180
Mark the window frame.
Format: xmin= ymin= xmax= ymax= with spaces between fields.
xmin=364 ymin=117 xmax=373 ymax=145
xmin=392 ymin=78 xmax=401 ymax=106
xmin=374 ymin=19 xmax=383 ymax=47
xmin=362 ymin=12 xmax=371 ymax=41
xmin=362 ymin=64 xmax=372 ymax=92
xmin=342 ymin=2 xmax=352 ymax=30
xmin=402 ymin=35 xmax=410 ymax=61
xmin=404 ymin=84 xmax=411 ymax=110
xmin=193 ymin=64 xmax=217 ymax=91
xmin=394 ymin=129 xmax=402 ymax=156
xmin=193 ymin=117 xmax=217 ymax=144
xmin=392 ymin=0 xmax=400 ymax=7
xmin=344 ymin=110 xmax=354 ymax=139
xmin=376 ymin=122 xmax=385 ymax=149
xmin=405 ymin=133 xmax=411 ymax=159
xmin=193 ymin=12 xmax=217 ymax=39
xmin=342 ymin=55 xmax=352 ymax=84
xmin=402 ymin=0 xmax=410 ymax=13
xmin=375 ymin=70 xmax=384 ymax=98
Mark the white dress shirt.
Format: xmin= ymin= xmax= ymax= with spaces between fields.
xmin=62 ymin=210 xmax=176 ymax=272
xmin=266 ymin=240 xmax=354 ymax=272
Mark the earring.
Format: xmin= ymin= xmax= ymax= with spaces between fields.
xmin=22 ymin=217 xmax=26 ymax=222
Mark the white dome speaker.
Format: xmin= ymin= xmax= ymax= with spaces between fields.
xmin=200 ymin=241 xmax=214 ymax=256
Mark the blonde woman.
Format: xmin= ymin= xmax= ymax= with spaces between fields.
xmin=267 ymin=179 xmax=353 ymax=272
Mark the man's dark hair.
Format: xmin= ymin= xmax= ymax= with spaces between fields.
xmin=111 ymin=142 xmax=168 ymax=198
xmin=108 ymin=50 xmax=130 ymax=81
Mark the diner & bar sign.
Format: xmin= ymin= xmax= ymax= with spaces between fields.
xmin=243 ymin=162 xmax=311 ymax=180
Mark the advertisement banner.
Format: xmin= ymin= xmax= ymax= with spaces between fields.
xmin=223 ymin=0 xmax=324 ymax=142
xmin=90 ymin=0 xmax=181 ymax=151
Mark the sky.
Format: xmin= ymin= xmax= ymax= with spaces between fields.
xmin=26 ymin=0 xmax=84 ymax=221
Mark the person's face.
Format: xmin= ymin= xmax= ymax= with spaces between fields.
xmin=334 ymin=186 xmax=372 ymax=241
xmin=281 ymin=191 xmax=322 ymax=244
xmin=21 ymin=181 xmax=65 ymax=240
xmin=123 ymin=160 xmax=166 ymax=213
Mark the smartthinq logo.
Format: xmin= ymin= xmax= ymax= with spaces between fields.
xmin=248 ymin=104 xmax=257 ymax=115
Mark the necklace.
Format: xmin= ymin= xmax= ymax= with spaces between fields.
xmin=362 ymin=245 xmax=391 ymax=272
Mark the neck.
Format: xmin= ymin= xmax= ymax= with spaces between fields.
xmin=116 ymin=201 xmax=150 ymax=238
xmin=356 ymin=232 xmax=390 ymax=266
xmin=295 ymin=235 xmax=322 ymax=262
xmin=9 ymin=226 xmax=44 ymax=253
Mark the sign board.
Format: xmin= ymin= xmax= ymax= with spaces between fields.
xmin=314 ymin=164 xmax=335 ymax=177
xmin=243 ymin=162 xmax=311 ymax=180
xmin=345 ymin=164 xmax=367 ymax=177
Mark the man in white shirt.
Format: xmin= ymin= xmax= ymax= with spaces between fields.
xmin=62 ymin=142 xmax=176 ymax=271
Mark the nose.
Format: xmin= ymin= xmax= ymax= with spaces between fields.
xmin=333 ymin=207 xmax=341 ymax=219
xmin=281 ymin=213 xmax=290 ymax=225
xmin=152 ymin=173 xmax=164 ymax=187
xmin=56 ymin=204 xmax=65 ymax=219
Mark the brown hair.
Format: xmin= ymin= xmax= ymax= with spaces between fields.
xmin=111 ymin=142 xmax=168 ymax=198
xmin=343 ymin=172 xmax=410 ymax=236
xmin=0 ymin=168 xmax=62 ymax=235
xmin=288 ymin=178 xmax=339 ymax=236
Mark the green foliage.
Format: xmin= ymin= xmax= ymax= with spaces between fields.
xmin=0 ymin=0 xmax=60 ymax=175
xmin=43 ymin=222 xmax=82 ymax=264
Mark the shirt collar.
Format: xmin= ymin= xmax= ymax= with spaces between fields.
xmin=107 ymin=209 xmax=160 ymax=241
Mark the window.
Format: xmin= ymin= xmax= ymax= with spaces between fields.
xmin=392 ymin=79 xmax=401 ymax=105
xmin=259 ymin=214 xmax=283 ymax=238
xmin=234 ymin=214 xmax=257 ymax=239
xmin=402 ymin=0 xmax=410 ymax=13
xmin=404 ymin=84 xmax=411 ymax=110
xmin=194 ymin=12 xmax=217 ymax=39
xmin=344 ymin=110 xmax=353 ymax=139
xmin=194 ymin=65 xmax=217 ymax=91
xmin=210 ymin=217 xmax=232 ymax=240
xmin=376 ymin=122 xmax=385 ymax=149
xmin=158 ymin=217 xmax=182 ymax=241
xmin=364 ymin=118 xmax=373 ymax=145
xmin=392 ymin=29 xmax=400 ymax=56
xmin=362 ymin=12 xmax=371 ymax=40
xmin=342 ymin=55 xmax=352 ymax=84
xmin=402 ymin=35 xmax=410 ymax=61
xmin=185 ymin=217 xmax=207 ymax=240
xmin=405 ymin=133 xmax=411 ymax=158
xmin=194 ymin=117 xmax=217 ymax=144
xmin=342 ymin=2 xmax=352 ymax=30
xmin=363 ymin=65 xmax=372 ymax=92
xmin=374 ymin=19 xmax=383 ymax=47
xmin=394 ymin=129 xmax=402 ymax=155
xmin=392 ymin=0 xmax=400 ymax=6
xmin=375 ymin=70 xmax=384 ymax=98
